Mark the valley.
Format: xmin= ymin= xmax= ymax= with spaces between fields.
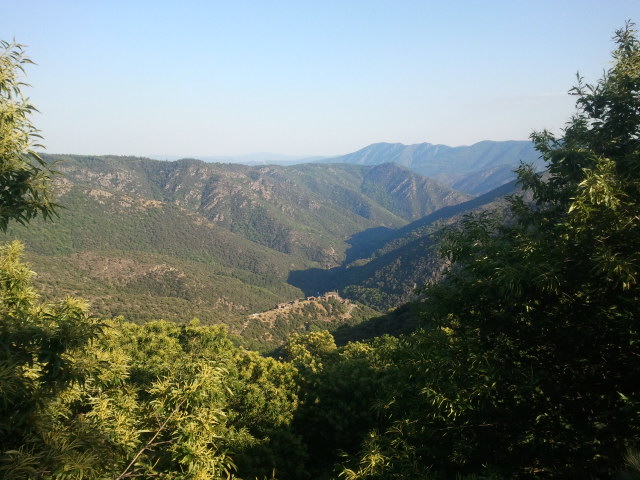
xmin=3 ymin=142 xmax=529 ymax=346
xmin=3 ymin=15 xmax=637 ymax=480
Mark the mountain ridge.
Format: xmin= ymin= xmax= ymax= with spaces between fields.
xmin=138 ymin=139 xmax=542 ymax=195
xmin=322 ymin=140 xmax=542 ymax=194
xmin=5 ymin=154 xmax=471 ymax=329
xmin=288 ymin=179 xmax=518 ymax=310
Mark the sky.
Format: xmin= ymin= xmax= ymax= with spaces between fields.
xmin=2 ymin=1 xmax=639 ymax=158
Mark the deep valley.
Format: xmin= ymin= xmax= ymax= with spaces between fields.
xmin=4 ymin=141 xmax=534 ymax=345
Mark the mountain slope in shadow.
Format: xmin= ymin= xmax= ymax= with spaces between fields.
xmin=288 ymin=179 xmax=518 ymax=310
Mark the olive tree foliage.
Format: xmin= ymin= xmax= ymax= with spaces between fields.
xmin=340 ymin=23 xmax=640 ymax=479
xmin=0 ymin=241 xmax=103 ymax=478
xmin=0 ymin=40 xmax=99 ymax=477
xmin=1 ymin=308 xmax=304 ymax=479
xmin=0 ymin=40 xmax=57 ymax=231
xmin=100 ymin=320 xmax=302 ymax=480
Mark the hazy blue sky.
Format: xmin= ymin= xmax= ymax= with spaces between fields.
xmin=2 ymin=1 xmax=639 ymax=158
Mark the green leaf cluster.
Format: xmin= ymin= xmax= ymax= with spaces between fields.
xmin=4 ymin=23 xmax=640 ymax=480
xmin=0 ymin=41 xmax=57 ymax=230
xmin=0 ymin=248 xmax=305 ymax=478
xmin=335 ymin=22 xmax=640 ymax=479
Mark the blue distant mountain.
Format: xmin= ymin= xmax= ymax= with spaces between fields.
xmin=149 ymin=152 xmax=326 ymax=165
xmin=151 ymin=140 xmax=543 ymax=195
xmin=321 ymin=140 xmax=543 ymax=194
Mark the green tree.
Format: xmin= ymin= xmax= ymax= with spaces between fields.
xmin=0 ymin=241 xmax=102 ymax=477
xmin=0 ymin=40 xmax=57 ymax=230
xmin=425 ymin=22 xmax=640 ymax=478
xmin=284 ymin=335 xmax=386 ymax=478
xmin=73 ymin=319 xmax=305 ymax=479
xmin=280 ymin=330 xmax=338 ymax=374
xmin=341 ymin=22 xmax=640 ymax=479
xmin=0 ymin=40 xmax=97 ymax=476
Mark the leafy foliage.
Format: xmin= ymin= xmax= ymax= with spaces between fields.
xmin=338 ymin=22 xmax=640 ymax=479
xmin=4 ymin=24 xmax=640 ymax=480
xmin=0 ymin=259 xmax=306 ymax=479
xmin=0 ymin=241 xmax=103 ymax=477
xmin=0 ymin=41 xmax=57 ymax=230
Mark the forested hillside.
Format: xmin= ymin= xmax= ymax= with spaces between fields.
xmin=289 ymin=180 xmax=517 ymax=310
xmin=4 ymin=154 xmax=470 ymax=327
xmin=1 ymin=23 xmax=639 ymax=480
xmin=4 ymin=151 xmax=524 ymax=324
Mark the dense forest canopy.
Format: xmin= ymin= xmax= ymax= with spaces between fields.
xmin=1 ymin=23 xmax=639 ymax=479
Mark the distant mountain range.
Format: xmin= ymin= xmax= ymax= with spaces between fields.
xmin=4 ymin=154 xmax=468 ymax=330
xmin=322 ymin=140 xmax=542 ymax=194
xmin=150 ymin=152 xmax=326 ymax=165
xmin=3 ymin=140 xmax=537 ymax=345
xmin=156 ymin=140 xmax=542 ymax=195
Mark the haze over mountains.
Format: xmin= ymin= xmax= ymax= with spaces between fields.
xmin=323 ymin=140 xmax=541 ymax=194
xmin=4 ymin=140 xmax=536 ymax=345
xmin=150 ymin=152 xmax=326 ymax=165
xmin=156 ymin=140 xmax=542 ymax=195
